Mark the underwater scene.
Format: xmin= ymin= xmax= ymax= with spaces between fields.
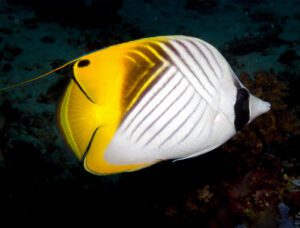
xmin=0 ymin=0 xmax=300 ymax=227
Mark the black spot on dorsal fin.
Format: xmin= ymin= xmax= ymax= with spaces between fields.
xmin=71 ymin=59 xmax=94 ymax=103
xmin=77 ymin=59 xmax=90 ymax=67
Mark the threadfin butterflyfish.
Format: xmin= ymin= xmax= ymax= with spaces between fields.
xmin=0 ymin=35 xmax=271 ymax=175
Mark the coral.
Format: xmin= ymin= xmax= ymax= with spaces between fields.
xmin=163 ymin=71 xmax=300 ymax=226
xmin=221 ymin=71 xmax=300 ymax=225
xmin=164 ymin=184 xmax=217 ymax=226
xmin=196 ymin=185 xmax=214 ymax=203
xmin=185 ymin=185 xmax=214 ymax=212
xmin=223 ymin=71 xmax=300 ymax=156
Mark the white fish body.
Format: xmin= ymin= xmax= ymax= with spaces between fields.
xmin=100 ymin=36 xmax=270 ymax=165
xmin=56 ymin=35 xmax=270 ymax=175
xmin=0 ymin=35 xmax=270 ymax=175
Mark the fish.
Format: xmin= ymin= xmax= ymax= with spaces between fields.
xmin=1 ymin=35 xmax=271 ymax=175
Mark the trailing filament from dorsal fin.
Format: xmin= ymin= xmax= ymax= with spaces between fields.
xmin=0 ymin=58 xmax=80 ymax=92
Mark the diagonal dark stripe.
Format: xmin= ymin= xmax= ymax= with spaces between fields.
xmin=124 ymin=51 xmax=153 ymax=99
xmin=122 ymin=43 xmax=170 ymax=122
xmin=147 ymin=42 xmax=172 ymax=62
xmin=71 ymin=78 xmax=95 ymax=104
xmin=197 ymin=40 xmax=223 ymax=79
xmin=125 ymin=57 xmax=163 ymax=103
xmin=122 ymin=67 xmax=175 ymax=132
xmin=174 ymin=40 xmax=218 ymax=93
xmin=129 ymin=74 xmax=184 ymax=139
xmin=144 ymin=90 xmax=196 ymax=147
xmin=135 ymin=81 xmax=189 ymax=143
xmin=81 ymin=127 xmax=100 ymax=162
xmin=186 ymin=39 xmax=220 ymax=81
xmin=162 ymin=41 xmax=215 ymax=99
xmin=126 ymin=43 xmax=169 ymax=99
xmin=180 ymin=100 xmax=207 ymax=143
xmin=159 ymin=95 xmax=201 ymax=148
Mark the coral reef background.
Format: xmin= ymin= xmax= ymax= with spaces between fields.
xmin=0 ymin=0 xmax=299 ymax=227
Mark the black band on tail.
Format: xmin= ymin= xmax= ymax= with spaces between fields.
xmin=234 ymin=88 xmax=250 ymax=131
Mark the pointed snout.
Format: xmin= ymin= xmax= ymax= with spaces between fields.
xmin=249 ymin=95 xmax=271 ymax=121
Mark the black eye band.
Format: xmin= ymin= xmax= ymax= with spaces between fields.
xmin=234 ymin=88 xmax=250 ymax=131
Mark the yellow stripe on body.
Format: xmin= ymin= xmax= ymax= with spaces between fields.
xmin=130 ymin=50 xmax=154 ymax=65
xmin=125 ymin=64 xmax=166 ymax=113
xmin=123 ymin=66 xmax=152 ymax=99
xmin=124 ymin=41 xmax=171 ymax=114
xmin=124 ymin=55 xmax=139 ymax=65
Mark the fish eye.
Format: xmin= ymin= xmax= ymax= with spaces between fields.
xmin=77 ymin=59 xmax=90 ymax=67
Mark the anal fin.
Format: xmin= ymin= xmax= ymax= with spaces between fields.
xmin=83 ymin=126 xmax=154 ymax=175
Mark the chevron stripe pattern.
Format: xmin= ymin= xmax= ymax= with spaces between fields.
xmin=117 ymin=36 xmax=223 ymax=156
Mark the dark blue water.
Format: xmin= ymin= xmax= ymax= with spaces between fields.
xmin=0 ymin=0 xmax=299 ymax=227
